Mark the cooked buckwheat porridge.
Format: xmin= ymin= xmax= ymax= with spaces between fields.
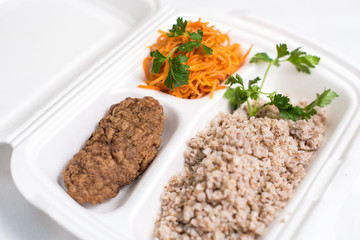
xmin=154 ymin=103 xmax=326 ymax=240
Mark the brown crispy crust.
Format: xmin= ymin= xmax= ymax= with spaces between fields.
xmin=63 ymin=97 xmax=165 ymax=205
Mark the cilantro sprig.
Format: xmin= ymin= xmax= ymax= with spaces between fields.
xmin=150 ymin=17 xmax=213 ymax=90
xmin=225 ymin=43 xmax=338 ymax=121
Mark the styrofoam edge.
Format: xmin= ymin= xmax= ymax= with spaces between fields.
xmin=285 ymin=121 xmax=360 ymax=239
xmin=297 ymin=153 xmax=360 ymax=239
xmin=8 ymin=7 xmax=358 ymax=240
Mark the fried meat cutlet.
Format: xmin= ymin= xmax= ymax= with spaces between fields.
xmin=63 ymin=96 xmax=165 ymax=204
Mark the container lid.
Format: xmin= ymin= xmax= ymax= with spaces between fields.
xmin=0 ymin=0 xmax=159 ymax=142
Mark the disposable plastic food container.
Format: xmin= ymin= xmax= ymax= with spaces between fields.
xmin=1 ymin=0 xmax=360 ymax=239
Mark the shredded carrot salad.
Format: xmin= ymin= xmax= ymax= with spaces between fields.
xmin=140 ymin=19 xmax=251 ymax=99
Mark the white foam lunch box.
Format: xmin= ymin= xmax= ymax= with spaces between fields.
xmin=1 ymin=0 xmax=360 ymax=239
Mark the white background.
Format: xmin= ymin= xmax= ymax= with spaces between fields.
xmin=1 ymin=0 xmax=360 ymax=239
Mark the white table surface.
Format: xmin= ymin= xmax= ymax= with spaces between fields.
xmin=1 ymin=0 xmax=359 ymax=239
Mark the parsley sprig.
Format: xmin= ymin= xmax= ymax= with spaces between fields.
xmin=167 ymin=17 xmax=187 ymax=37
xmin=225 ymin=43 xmax=338 ymax=121
xmin=150 ymin=50 xmax=190 ymax=89
xmin=178 ymin=30 xmax=213 ymax=55
xmin=150 ymin=17 xmax=213 ymax=90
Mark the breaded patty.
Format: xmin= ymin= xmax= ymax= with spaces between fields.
xmin=63 ymin=96 xmax=165 ymax=205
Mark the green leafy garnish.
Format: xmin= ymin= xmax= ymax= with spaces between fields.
xmin=150 ymin=17 xmax=213 ymax=90
xmin=287 ymin=47 xmax=320 ymax=73
xmin=187 ymin=30 xmax=203 ymax=41
xmin=250 ymin=52 xmax=273 ymax=64
xmin=265 ymin=92 xmax=337 ymax=121
xmin=165 ymin=54 xmax=190 ymax=90
xmin=249 ymin=43 xmax=320 ymax=73
xmin=150 ymin=49 xmax=190 ymax=90
xmin=305 ymin=89 xmax=339 ymax=109
xmin=167 ymin=17 xmax=187 ymax=37
xmin=150 ymin=50 xmax=167 ymax=74
xmin=225 ymin=43 xmax=338 ymax=121
xmin=224 ymin=75 xmax=247 ymax=110
xmin=178 ymin=30 xmax=213 ymax=55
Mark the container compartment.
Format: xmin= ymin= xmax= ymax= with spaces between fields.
xmin=31 ymin=89 xmax=179 ymax=213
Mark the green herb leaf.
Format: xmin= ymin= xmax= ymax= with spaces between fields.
xmin=201 ymin=44 xmax=213 ymax=55
xmin=178 ymin=29 xmax=213 ymax=55
xmin=178 ymin=41 xmax=202 ymax=53
xmin=248 ymin=77 xmax=261 ymax=88
xmin=150 ymin=50 xmax=167 ymax=74
xmin=267 ymin=90 xmax=338 ymax=121
xmin=168 ymin=17 xmax=187 ymax=37
xmin=224 ymin=87 xmax=248 ymax=110
xmin=187 ymin=30 xmax=203 ymax=41
xmin=224 ymin=43 xmax=338 ymax=121
xmin=282 ymin=106 xmax=304 ymax=121
xmin=265 ymin=94 xmax=303 ymax=121
xmin=305 ymin=89 xmax=339 ymax=109
xmin=165 ymin=54 xmax=190 ymax=90
xmin=250 ymin=52 xmax=273 ymax=64
xmin=247 ymin=77 xmax=261 ymax=100
xmin=249 ymin=85 xmax=260 ymax=100
xmin=287 ymin=47 xmax=320 ymax=74
xmin=276 ymin=43 xmax=289 ymax=58
xmin=225 ymin=74 xmax=244 ymax=87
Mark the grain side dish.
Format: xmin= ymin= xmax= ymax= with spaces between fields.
xmin=154 ymin=103 xmax=326 ymax=239
xmin=63 ymin=97 xmax=165 ymax=205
